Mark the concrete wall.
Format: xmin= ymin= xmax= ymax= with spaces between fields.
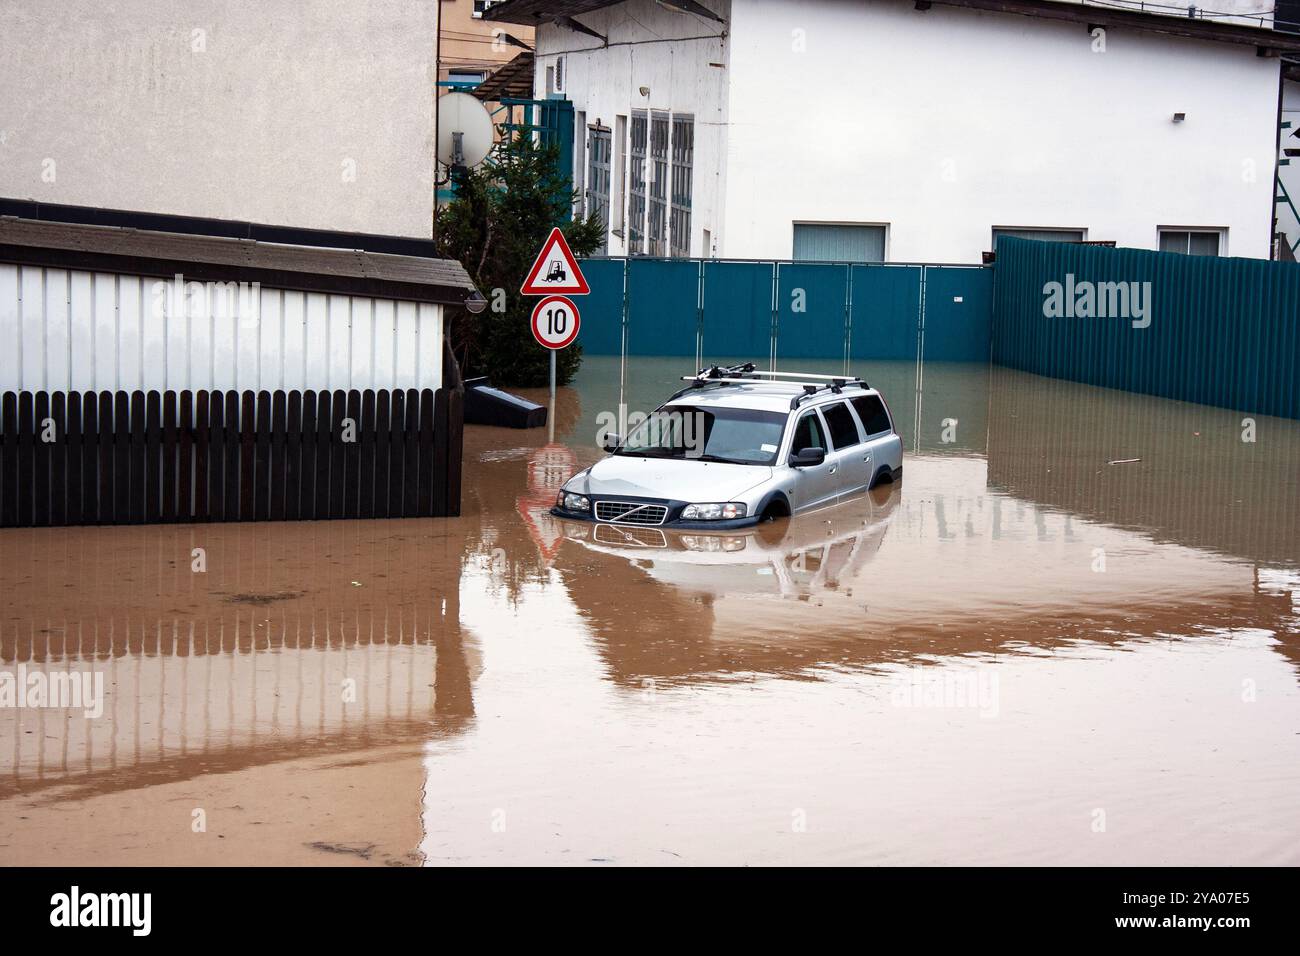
xmin=0 ymin=0 xmax=438 ymax=238
xmin=532 ymin=0 xmax=731 ymax=258
xmin=0 ymin=264 xmax=445 ymax=394
xmin=723 ymin=1 xmax=1281 ymax=262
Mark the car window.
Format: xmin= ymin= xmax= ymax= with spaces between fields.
xmin=791 ymin=412 xmax=825 ymax=453
xmin=850 ymin=394 xmax=892 ymax=437
xmin=619 ymin=404 xmax=787 ymax=465
xmin=821 ymin=401 xmax=861 ymax=450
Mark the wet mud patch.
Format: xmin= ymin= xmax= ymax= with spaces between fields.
xmin=220 ymin=590 xmax=307 ymax=606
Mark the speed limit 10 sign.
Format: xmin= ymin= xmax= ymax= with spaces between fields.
xmin=530 ymin=295 xmax=580 ymax=350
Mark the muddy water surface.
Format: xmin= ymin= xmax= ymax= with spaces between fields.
xmin=2 ymin=359 xmax=1298 ymax=865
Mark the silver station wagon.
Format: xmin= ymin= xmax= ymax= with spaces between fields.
xmin=553 ymin=364 xmax=903 ymax=529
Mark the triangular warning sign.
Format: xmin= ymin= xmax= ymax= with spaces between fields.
xmin=521 ymin=227 xmax=590 ymax=296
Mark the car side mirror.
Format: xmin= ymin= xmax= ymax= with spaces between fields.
xmin=602 ymin=432 xmax=622 ymax=453
xmin=790 ymin=446 xmax=825 ymax=467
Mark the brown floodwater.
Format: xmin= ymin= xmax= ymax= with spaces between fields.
xmin=1 ymin=358 xmax=1298 ymax=866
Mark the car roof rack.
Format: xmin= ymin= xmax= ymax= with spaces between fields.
xmin=673 ymin=363 xmax=870 ymax=409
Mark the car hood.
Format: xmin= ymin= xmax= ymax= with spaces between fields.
xmin=572 ymin=455 xmax=773 ymax=503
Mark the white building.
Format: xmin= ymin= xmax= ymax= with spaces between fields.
xmin=488 ymin=0 xmax=1300 ymax=262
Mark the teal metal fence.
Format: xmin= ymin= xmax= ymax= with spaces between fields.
xmin=575 ymin=258 xmax=993 ymax=366
xmin=991 ymin=237 xmax=1300 ymax=420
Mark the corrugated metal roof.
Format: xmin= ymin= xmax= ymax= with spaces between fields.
xmin=0 ymin=217 xmax=478 ymax=306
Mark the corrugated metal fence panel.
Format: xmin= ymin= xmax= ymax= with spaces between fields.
xmin=576 ymin=257 xmax=625 ymax=356
xmin=776 ymin=263 xmax=849 ymax=362
xmin=992 ymin=237 xmax=1300 ymax=419
xmin=849 ymin=265 xmax=921 ymax=360
xmin=923 ymin=267 xmax=993 ymax=362
xmin=0 ymin=264 xmax=443 ymax=395
xmin=574 ymin=257 xmax=996 ymax=364
xmin=626 ymin=259 xmax=699 ymax=356
xmin=701 ymin=261 xmax=773 ymax=363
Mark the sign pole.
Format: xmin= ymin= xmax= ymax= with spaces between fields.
xmin=548 ymin=350 xmax=556 ymax=443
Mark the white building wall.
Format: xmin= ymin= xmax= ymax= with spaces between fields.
xmin=0 ymin=264 xmax=444 ymax=394
xmin=723 ymin=1 xmax=1282 ymax=262
xmin=0 ymin=0 xmax=438 ymax=238
xmin=532 ymin=0 xmax=731 ymax=257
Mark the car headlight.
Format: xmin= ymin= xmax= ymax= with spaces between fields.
xmin=558 ymin=491 xmax=590 ymax=512
xmin=681 ymin=502 xmax=746 ymax=520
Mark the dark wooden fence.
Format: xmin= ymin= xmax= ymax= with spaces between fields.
xmin=0 ymin=387 xmax=463 ymax=527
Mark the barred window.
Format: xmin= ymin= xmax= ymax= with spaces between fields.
xmin=669 ymin=115 xmax=694 ymax=258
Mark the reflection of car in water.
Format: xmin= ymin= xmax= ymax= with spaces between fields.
xmin=556 ymin=482 xmax=900 ymax=601
xmin=552 ymin=364 xmax=903 ymax=530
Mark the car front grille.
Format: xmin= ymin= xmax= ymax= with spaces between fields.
xmin=594 ymin=500 xmax=668 ymax=525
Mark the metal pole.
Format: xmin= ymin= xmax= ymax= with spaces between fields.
xmin=548 ymin=349 xmax=557 ymax=443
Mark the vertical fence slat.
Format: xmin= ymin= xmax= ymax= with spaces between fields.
xmin=114 ymin=391 xmax=131 ymax=523
xmin=33 ymin=391 xmax=51 ymax=526
xmin=359 ymin=390 xmax=376 ymax=520
xmin=284 ymin=390 xmax=301 ymax=522
xmin=65 ymin=392 xmax=82 ymax=527
xmin=240 ymin=391 xmax=256 ymax=522
xmin=17 ymin=391 xmax=34 ymax=526
xmin=344 ymin=388 xmax=361 ymax=520
xmin=388 ymin=389 xmax=406 ymax=518
xmin=330 ymin=388 xmax=347 ymax=519
xmin=301 ymin=390 xmax=318 ymax=521
xmin=145 ymin=390 xmax=162 ymax=523
xmin=270 ymin=391 xmax=286 ymax=522
xmin=162 ymin=391 xmax=177 ymax=522
xmin=256 ymin=390 xmax=272 ymax=521
xmin=373 ymin=390 xmax=391 ymax=520
xmin=403 ymin=388 xmax=419 ymax=518
xmin=315 ymin=390 xmax=331 ymax=519
xmin=189 ymin=391 xmax=205 ymax=522
xmin=1 ymin=393 xmax=18 ymax=527
xmin=128 ymin=391 xmax=145 ymax=524
xmin=224 ymin=391 xmax=241 ymax=523
xmin=86 ymin=392 xmax=103 ymax=524
xmin=208 ymin=392 xmax=226 ymax=522
xmin=418 ymin=388 xmax=435 ymax=517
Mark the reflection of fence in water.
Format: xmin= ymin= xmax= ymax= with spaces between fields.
xmin=986 ymin=366 xmax=1300 ymax=567
xmin=1 ymin=607 xmax=447 ymax=791
xmin=0 ymin=516 xmax=470 ymax=791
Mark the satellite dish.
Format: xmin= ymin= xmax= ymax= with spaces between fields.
xmin=437 ymin=92 xmax=494 ymax=169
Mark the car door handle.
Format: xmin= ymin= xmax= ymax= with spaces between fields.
xmin=828 ymin=465 xmax=837 ymax=474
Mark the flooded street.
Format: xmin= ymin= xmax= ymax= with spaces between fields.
xmin=2 ymin=358 xmax=1299 ymax=866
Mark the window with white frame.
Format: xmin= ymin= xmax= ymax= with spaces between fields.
xmin=472 ymin=1 xmax=503 ymax=18
xmin=1158 ymin=228 xmax=1224 ymax=257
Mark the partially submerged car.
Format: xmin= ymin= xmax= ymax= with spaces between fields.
xmin=552 ymin=364 xmax=903 ymax=528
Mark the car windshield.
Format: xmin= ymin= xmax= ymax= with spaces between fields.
xmin=617 ymin=405 xmax=786 ymax=465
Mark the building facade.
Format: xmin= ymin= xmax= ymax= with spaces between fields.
xmin=490 ymin=0 xmax=1298 ymax=262
xmin=1 ymin=0 xmax=441 ymax=239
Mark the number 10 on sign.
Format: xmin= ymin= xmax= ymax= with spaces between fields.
xmin=530 ymin=295 xmax=580 ymax=350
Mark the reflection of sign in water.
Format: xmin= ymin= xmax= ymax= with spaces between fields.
xmin=517 ymin=442 xmax=578 ymax=563
xmin=520 ymin=227 xmax=590 ymax=296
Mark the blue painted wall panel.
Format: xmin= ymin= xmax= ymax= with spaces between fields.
xmin=701 ymin=261 xmax=773 ymax=363
xmin=776 ymin=263 xmax=850 ymax=362
xmin=924 ymin=267 xmax=993 ymax=362
xmin=849 ymin=265 xmax=921 ymax=360
xmin=576 ymin=258 xmax=625 ymax=356
xmin=626 ymin=259 xmax=699 ymax=356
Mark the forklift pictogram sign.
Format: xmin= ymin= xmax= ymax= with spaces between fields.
xmin=520 ymin=227 xmax=590 ymax=296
